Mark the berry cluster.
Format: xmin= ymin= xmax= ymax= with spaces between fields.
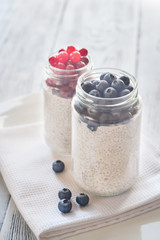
xmin=46 ymin=46 xmax=89 ymax=99
xmin=74 ymin=72 xmax=138 ymax=130
xmin=49 ymin=46 xmax=89 ymax=70
xmin=82 ymin=72 xmax=133 ymax=98
xmin=52 ymin=160 xmax=90 ymax=214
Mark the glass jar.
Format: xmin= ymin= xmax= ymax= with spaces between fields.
xmin=72 ymin=68 xmax=142 ymax=196
xmin=43 ymin=53 xmax=92 ymax=156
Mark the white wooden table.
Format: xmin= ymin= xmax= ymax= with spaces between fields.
xmin=0 ymin=0 xmax=160 ymax=239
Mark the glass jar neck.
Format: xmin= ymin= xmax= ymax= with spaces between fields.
xmin=76 ymin=68 xmax=138 ymax=110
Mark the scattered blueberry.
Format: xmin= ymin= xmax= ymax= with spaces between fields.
xmin=58 ymin=188 xmax=72 ymax=200
xmin=119 ymin=76 xmax=130 ymax=86
xmin=111 ymin=79 xmax=125 ymax=92
xmin=103 ymin=87 xmax=117 ymax=98
xmin=127 ymin=85 xmax=134 ymax=92
xmin=91 ymin=79 xmax=100 ymax=87
xmin=89 ymin=89 xmax=101 ymax=97
xmin=52 ymin=160 xmax=65 ymax=173
xmin=82 ymin=81 xmax=94 ymax=93
xmin=119 ymin=89 xmax=131 ymax=97
xmin=58 ymin=199 xmax=72 ymax=213
xmin=96 ymin=80 xmax=109 ymax=93
xmin=87 ymin=121 xmax=99 ymax=131
xmin=76 ymin=193 xmax=89 ymax=206
xmin=103 ymin=73 xmax=116 ymax=85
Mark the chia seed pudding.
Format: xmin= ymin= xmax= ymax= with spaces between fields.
xmin=72 ymin=68 xmax=142 ymax=196
xmin=43 ymin=46 xmax=92 ymax=155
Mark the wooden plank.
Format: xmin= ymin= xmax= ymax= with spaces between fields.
xmin=54 ymin=0 xmax=140 ymax=75
xmin=136 ymin=0 xmax=160 ymax=149
xmin=0 ymin=199 xmax=37 ymax=240
xmin=0 ymin=0 xmax=66 ymax=103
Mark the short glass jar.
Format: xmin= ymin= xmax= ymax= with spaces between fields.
xmin=72 ymin=68 xmax=142 ymax=196
xmin=43 ymin=53 xmax=92 ymax=155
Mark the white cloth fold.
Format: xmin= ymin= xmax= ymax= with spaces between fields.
xmin=0 ymin=123 xmax=160 ymax=240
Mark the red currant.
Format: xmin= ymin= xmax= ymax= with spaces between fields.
xmin=67 ymin=46 xmax=76 ymax=54
xmin=81 ymin=57 xmax=89 ymax=65
xmin=69 ymin=51 xmax=81 ymax=63
xmin=76 ymin=61 xmax=86 ymax=69
xmin=79 ymin=48 xmax=88 ymax=56
xmin=49 ymin=56 xmax=58 ymax=67
xmin=57 ymin=62 xmax=66 ymax=69
xmin=58 ymin=51 xmax=68 ymax=63
xmin=66 ymin=64 xmax=75 ymax=70
xmin=69 ymin=80 xmax=77 ymax=89
xmin=60 ymin=86 xmax=73 ymax=98
xmin=46 ymin=78 xmax=56 ymax=87
xmin=66 ymin=60 xmax=74 ymax=65
xmin=58 ymin=49 xmax=65 ymax=53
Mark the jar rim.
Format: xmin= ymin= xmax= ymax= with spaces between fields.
xmin=76 ymin=67 xmax=138 ymax=108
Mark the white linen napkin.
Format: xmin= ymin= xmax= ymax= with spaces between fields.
xmin=0 ymin=123 xmax=160 ymax=240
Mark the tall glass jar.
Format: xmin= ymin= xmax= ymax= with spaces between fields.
xmin=43 ymin=53 xmax=92 ymax=156
xmin=72 ymin=68 xmax=142 ymax=196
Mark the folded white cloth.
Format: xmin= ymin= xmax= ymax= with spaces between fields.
xmin=0 ymin=123 xmax=160 ymax=240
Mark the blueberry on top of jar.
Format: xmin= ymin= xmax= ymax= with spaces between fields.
xmin=120 ymin=75 xmax=130 ymax=86
xmin=100 ymin=72 xmax=116 ymax=85
xmin=103 ymin=87 xmax=117 ymax=98
xmin=91 ymin=79 xmax=100 ymax=87
xmin=119 ymin=89 xmax=131 ymax=97
xmin=111 ymin=79 xmax=125 ymax=92
xmin=82 ymin=81 xmax=94 ymax=93
xmin=96 ymin=80 xmax=109 ymax=93
xmin=127 ymin=85 xmax=134 ymax=92
xmin=89 ymin=89 xmax=101 ymax=97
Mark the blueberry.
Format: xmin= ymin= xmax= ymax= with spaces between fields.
xmin=87 ymin=108 xmax=99 ymax=120
xmin=98 ymin=113 xmax=109 ymax=124
xmin=127 ymin=85 xmax=134 ymax=92
xmin=103 ymin=87 xmax=117 ymax=98
xmin=76 ymin=193 xmax=89 ymax=206
xmin=119 ymin=111 xmax=132 ymax=122
xmin=111 ymin=79 xmax=125 ymax=92
xmin=74 ymin=101 xmax=86 ymax=115
xmin=82 ymin=81 xmax=94 ymax=93
xmin=96 ymin=80 xmax=109 ymax=93
xmin=91 ymin=79 xmax=100 ymax=87
xmin=103 ymin=73 xmax=116 ymax=85
xmin=52 ymin=160 xmax=65 ymax=173
xmin=100 ymin=73 xmax=107 ymax=80
xmin=89 ymin=89 xmax=101 ymax=97
xmin=87 ymin=121 xmax=99 ymax=131
xmin=58 ymin=188 xmax=72 ymax=200
xmin=58 ymin=199 xmax=72 ymax=213
xmin=119 ymin=76 xmax=130 ymax=86
xmin=110 ymin=112 xmax=121 ymax=123
xmin=119 ymin=89 xmax=130 ymax=97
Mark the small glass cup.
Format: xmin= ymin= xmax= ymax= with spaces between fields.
xmin=43 ymin=53 xmax=92 ymax=156
xmin=72 ymin=68 xmax=142 ymax=196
